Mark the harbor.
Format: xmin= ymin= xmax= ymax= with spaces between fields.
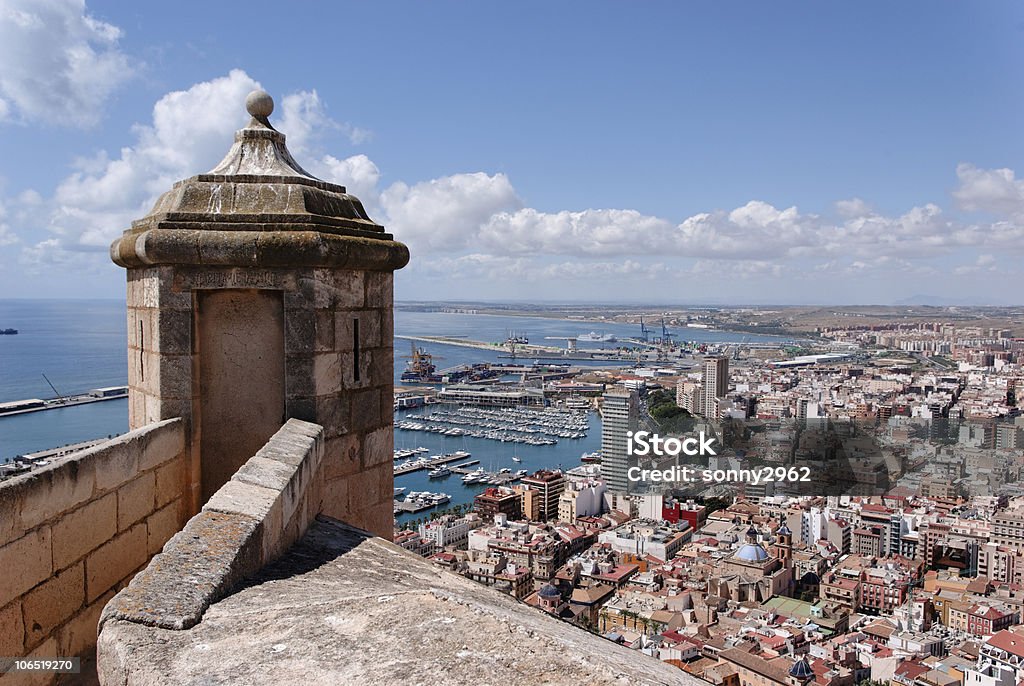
xmin=0 ymin=386 xmax=128 ymax=417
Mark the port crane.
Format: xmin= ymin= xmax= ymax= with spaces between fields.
xmin=660 ymin=318 xmax=675 ymax=345
xmin=42 ymin=373 xmax=68 ymax=405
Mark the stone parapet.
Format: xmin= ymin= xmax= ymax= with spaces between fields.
xmin=100 ymin=419 xmax=324 ymax=632
xmin=0 ymin=419 xmax=187 ymax=684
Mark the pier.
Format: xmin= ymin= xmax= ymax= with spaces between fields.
xmin=0 ymin=387 xmax=128 ymax=418
xmin=393 ymin=454 xmax=479 ymax=476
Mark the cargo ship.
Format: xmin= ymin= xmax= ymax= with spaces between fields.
xmin=399 ymin=342 xmax=499 ymax=384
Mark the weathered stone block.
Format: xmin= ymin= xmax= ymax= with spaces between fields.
xmin=0 ymin=599 xmax=24 ymax=658
xmin=52 ymin=494 xmax=116 ymax=571
xmin=101 ymin=511 xmax=262 ymax=631
xmin=344 ymin=462 xmax=387 ymax=509
xmin=314 ymin=310 xmax=335 ymax=352
xmin=143 ymin=393 xmax=161 ymax=424
xmin=21 ymin=561 xmax=85 ymax=650
xmin=284 ymin=307 xmax=315 ymax=354
xmin=379 ymin=306 xmax=394 ymax=345
xmin=314 ymin=393 xmax=350 ymax=439
xmin=323 ymin=434 xmax=361 ymax=481
xmin=364 ymin=271 xmax=392 ymax=304
xmin=368 ymin=349 xmax=393 ymax=387
xmin=0 ymin=528 xmax=52 ymax=609
xmin=203 ymin=480 xmax=279 ymax=523
xmin=355 ymin=309 xmax=381 ymax=348
xmin=139 ymin=418 xmax=185 ymax=472
xmin=21 ymin=637 xmax=58 ymax=686
xmin=0 ymin=493 xmax=16 ymax=553
xmin=85 ymin=523 xmax=147 ymax=603
xmin=349 ymin=387 xmax=382 ymax=432
xmin=146 ymin=501 xmax=182 ymax=555
xmin=285 ymin=354 xmax=315 ymax=398
xmin=154 ymin=457 xmax=186 ymax=508
xmin=315 ymin=269 xmax=363 ymax=310
xmin=117 ymin=472 xmax=156 ymax=531
xmin=362 ymin=427 xmax=393 ymax=469
xmin=284 ymin=395 xmax=316 ymax=423
xmin=156 ymin=352 xmax=193 ymax=400
xmin=312 ymin=352 xmax=343 ymax=395
xmin=94 ymin=440 xmax=140 ymax=493
xmin=10 ymin=460 xmax=96 ymax=536
xmin=152 ymin=307 xmax=192 ymax=355
xmin=318 ymin=477 xmax=350 ymax=521
xmin=59 ymin=588 xmax=114 ymax=658
xmin=233 ymin=456 xmax=295 ymax=493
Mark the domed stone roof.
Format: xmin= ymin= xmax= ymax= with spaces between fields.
xmin=538 ymin=583 xmax=560 ymax=598
xmin=734 ymin=543 xmax=770 ymax=562
xmin=790 ymin=657 xmax=814 ymax=679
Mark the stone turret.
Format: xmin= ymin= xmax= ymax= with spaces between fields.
xmin=110 ymin=90 xmax=408 ymax=537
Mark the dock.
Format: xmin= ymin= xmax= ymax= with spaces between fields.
xmin=0 ymin=387 xmax=128 ymax=418
xmin=393 ymin=454 xmax=479 ymax=476
xmin=393 ymin=499 xmax=436 ymax=513
xmin=447 ymin=465 xmax=522 ymax=487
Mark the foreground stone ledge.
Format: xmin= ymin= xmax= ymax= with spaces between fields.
xmin=99 ymin=510 xmax=262 ymax=631
xmin=100 ymin=419 xmax=324 ymax=632
xmin=97 ymin=516 xmax=693 ymax=686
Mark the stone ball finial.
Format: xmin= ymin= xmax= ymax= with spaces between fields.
xmin=246 ymin=90 xmax=274 ymax=119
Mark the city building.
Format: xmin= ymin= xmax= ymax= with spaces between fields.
xmin=601 ymin=389 xmax=638 ymax=493
xmin=519 ymin=470 xmax=567 ymax=522
xmin=702 ymin=356 xmax=730 ymax=419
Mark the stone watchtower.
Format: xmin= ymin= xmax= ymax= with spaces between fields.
xmin=110 ymin=90 xmax=408 ymax=538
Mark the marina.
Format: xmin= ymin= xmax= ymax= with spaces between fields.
xmin=395 ymin=405 xmax=589 ymax=446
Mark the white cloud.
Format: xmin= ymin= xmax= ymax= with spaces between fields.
xmin=835 ymin=198 xmax=871 ymax=218
xmin=953 ymin=253 xmax=999 ymax=276
xmin=48 ymin=69 xmax=261 ymax=250
xmin=953 ymin=163 xmax=1024 ymax=218
xmin=0 ymin=0 xmax=136 ymax=127
xmin=380 ymin=173 xmax=521 ymax=252
xmin=276 ymin=90 xmax=371 ymax=153
xmin=15 ymin=64 xmax=1024 ymax=301
xmin=29 ymin=71 xmax=386 ymax=262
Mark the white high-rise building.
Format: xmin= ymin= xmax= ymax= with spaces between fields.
xmin=601 ymin=389 xmax=638 ymax=493
xmin=701 ymin=357 xmax=729 ymax=418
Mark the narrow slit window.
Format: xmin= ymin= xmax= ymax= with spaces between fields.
xmin=139 ymin=319 xmax=145 ymax=381
xmin=353 ymin=317 xmax=360 ymax=382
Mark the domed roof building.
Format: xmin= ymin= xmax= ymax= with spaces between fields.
xmin=734 ymin=543 xmax=770 ymax=562
xmin=709 ymin=523 xmax=795 ymax=603
xmin=788 ymin=656 xmax=815 ymax=686
xmin=538 ymin=583 xmax=560 ymax=599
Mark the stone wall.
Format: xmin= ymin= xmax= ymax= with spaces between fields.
xmin=99 ymin=419 xmax=324 ymax=633
xmin=126 ymin=265 xmax=395 ymax=538
xmin=0 ymin=419 xmax=188 ymax=683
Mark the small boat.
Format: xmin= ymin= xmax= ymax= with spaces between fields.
xmin=512 ymin=456 xmax=522 ymax=463
xmin=393 ymin=487 xmax=406 ymax=498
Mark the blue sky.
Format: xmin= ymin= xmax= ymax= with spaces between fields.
xmin=1 ymin=1 xmax=1022 ymax=304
